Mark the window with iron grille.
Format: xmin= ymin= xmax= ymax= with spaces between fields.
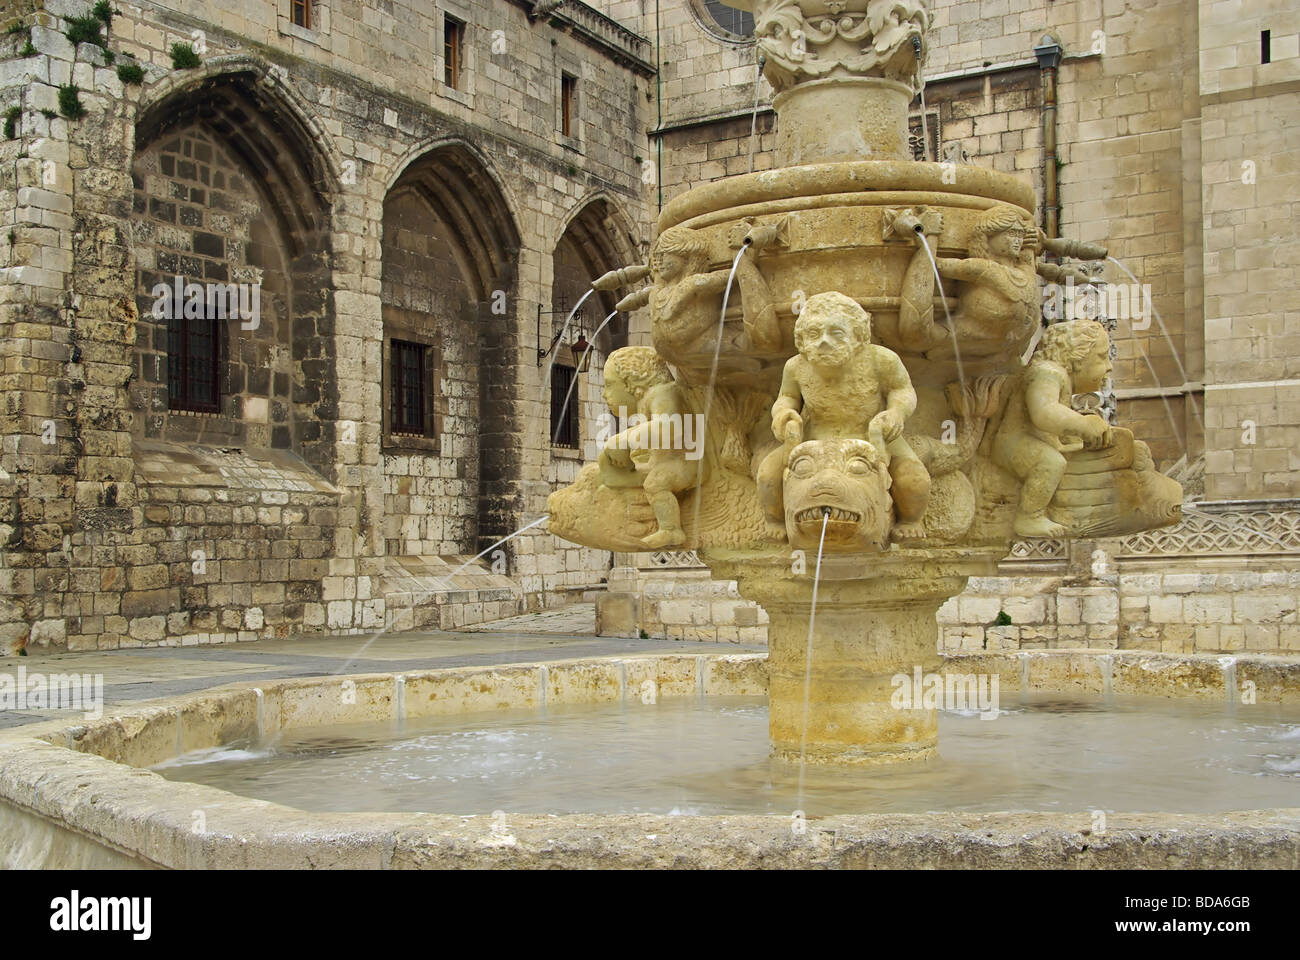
xmin=167 ymin=306 xmax=220 ymax=413
xmin=561 ymin=73 xmax=577 ymax=137
xmin=390 ymin=339 xmax=427 ymax=435
xmin=550 ymin=364 xmax=579 ymax=449
xmin=444 ymin=15 xmax=464 ymax=89
xmin=291 ymin=0 xmax=311 ymax=29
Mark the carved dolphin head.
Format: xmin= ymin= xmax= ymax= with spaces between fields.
xmin=783 ymin=437 xmax=893 ymax=552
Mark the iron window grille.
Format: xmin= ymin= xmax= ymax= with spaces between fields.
xmin=390 ymin=339 xmax=428 ymax=435
xmin=167 ymin=303 xmax=220 ymax=413
xmin=550 ymin=363 xmax=579 ymax=448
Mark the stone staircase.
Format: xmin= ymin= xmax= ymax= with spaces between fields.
xmin=378 ymin=555 xmax=526 ymax=631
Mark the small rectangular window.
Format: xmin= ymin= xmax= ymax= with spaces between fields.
xmin=391 ymin=339 xmax=428 ymax=435
xmin=445 ymin=16 xmax=464 ymax=89
xmin=168 ymin=297 xmax=221 ymax=413
xmin=561 ymin=73 xmax=577 ymax=137
xmin=291 ymin=0 xmax=311 ymax=29
xmin=1262 ymin=30 xmax=1271 ymax=64
xmin=550 ymin=364 xmax=579 ymax=448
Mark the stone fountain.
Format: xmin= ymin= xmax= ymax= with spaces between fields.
xmin=548 ymin=0 xmax=1181 ymax=764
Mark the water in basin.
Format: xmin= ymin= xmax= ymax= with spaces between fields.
xmin=154 ymin=693 xmax=1300 ymax=816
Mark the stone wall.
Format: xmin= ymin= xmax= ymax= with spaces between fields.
xmin=1197 ymin=0 xmax=1300 ymax=499
xmin=598 ymin=557 xmax=768 ymax=642
xmin=601 ymin=505 xmax=1300 ymax=656
xmin=132 ymin=123 xmax=300 ymax=450
xmin=0 ymin=0 xmax=656 ymax=651
xmin=940 ymin=552 xmax=1300 ymax=656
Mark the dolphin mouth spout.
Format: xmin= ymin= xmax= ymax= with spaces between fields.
xmin=795 ymin=506 xmax=862 ymax=524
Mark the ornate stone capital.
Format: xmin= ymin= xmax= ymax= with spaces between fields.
xmin=722 ymin=0 xmax=930 ymax=93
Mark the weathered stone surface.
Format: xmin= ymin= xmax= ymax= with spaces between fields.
xmin=0 ymin=0 xmax=653 ymax=651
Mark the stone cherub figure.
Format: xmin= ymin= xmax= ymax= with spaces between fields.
xmin=757 ymin=291 xmax=931 ymax=542
xmin=891 ymin=203 xmax=1039 ymax=359
xmin=991 ymin=318 xmax=1114 ymax=537
xmin=630 ymin=223 xmax=786 ymax=374
xmin=597 ymin=346 xmax=699 ymax=550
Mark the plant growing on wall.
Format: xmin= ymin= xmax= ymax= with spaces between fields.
xmin=57 ymin=84 xmax=86 ymax=120
xmin=3 ymin=106 xmax=20 ymax=140
xmin=64 ymin=14 xmax=105 ymax=48
xmin=6 ymin=23 xmax=36 ymax=57
xmin=117 ymin=60 xmax=144 ymax=85
xmin=170 ymin=41 xmax=200 ymax=69
xmin=65 ymin=6 xmax=116 ymax=61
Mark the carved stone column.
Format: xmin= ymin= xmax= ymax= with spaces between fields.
xmin=722 ymin=0 xmax=930 ymax=164
xmin=706 ymin=547 xmax=998 ymax=763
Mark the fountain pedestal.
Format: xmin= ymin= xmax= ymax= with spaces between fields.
xmin=772 ymin=77 xmax=914 ymax=165
xmin=706 ymin=548 xmax=998 ymax=764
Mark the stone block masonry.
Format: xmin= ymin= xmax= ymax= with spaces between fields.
xmin=602 ymin=511 xmax=1300 ymax=657
xmin=0 ymin=0 xmax=656 ymax=651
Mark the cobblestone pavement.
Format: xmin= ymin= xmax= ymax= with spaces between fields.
xmin=0 ymin=604 xmax=763 ymax=728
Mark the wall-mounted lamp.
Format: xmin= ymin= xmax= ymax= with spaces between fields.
xmin=571 ymin=333 xmax=592 ymax=372
xmin=538 ymin=302 xmax=582 ymax=366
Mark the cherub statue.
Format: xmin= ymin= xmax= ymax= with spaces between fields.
xmin=728 ymin=216 xmax=787 ymax=352
xmin=890 ymin=203 xmax=1039 ymax=359
xmin=757 ymin=291 xmax=931 ymax=542
xmin=991 ymin=318 xmax=1114 ymax=537
xmin=644 ymin=226 xmax=731 ymax=367
xmin=645 ymin=224 xmax=784 ymax=368
xmin=597 ymin=346 xmax=699 ymax=550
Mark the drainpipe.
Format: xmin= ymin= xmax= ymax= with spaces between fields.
xmin=654 ymin=0 xmax=662 ymax=212
xmin=1034 ymin=35 xmax=1063 ymax=243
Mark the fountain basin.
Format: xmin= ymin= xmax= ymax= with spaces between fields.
xmin=0 ymin=651 xmax=1297 ymax=869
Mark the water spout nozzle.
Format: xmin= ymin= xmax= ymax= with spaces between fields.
xmin=914 ymin=223 xmax=925 ymax=233
xmin=911 ymin=35 xmax=922 ymax=59
xmin=821 ymin=506 xmax=832 ymax=518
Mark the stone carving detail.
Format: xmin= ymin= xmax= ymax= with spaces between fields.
xmin=1005 ymin=538 xmax=1068 ymax=560
xmin=649 ymin=550 xmax=705 ymax=567
xmin=781 ymin=437 xmax=894 ymax=550
xmin=907 ymin=112 xmax=938 ymax=161
xmin=1120 ymin=509 xmax=1300 ymax=556
xmin=757 ymin=292 xmax=929 ymax=545
xmin=546 ymin=24 xmax=1183 ymax=765
xmin=942 ymin=141 xmax=969 ymax=164
xmin=748 ymin=0 xmax=930 ymax=94
xmin=889 ymin=203 xmax=1039 ymax=359
xmin=991 ymin=318 xmax=1114 ymax=537
xmin=648 ymin=223 xmax=783 ymax=375
xmin=646 ymin=226 xmax=733 ymax=371
xmin=596 ymin=346 xmax=701 ymax=550
xmin=990 ymin=319 xmax=1182 ymax=539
